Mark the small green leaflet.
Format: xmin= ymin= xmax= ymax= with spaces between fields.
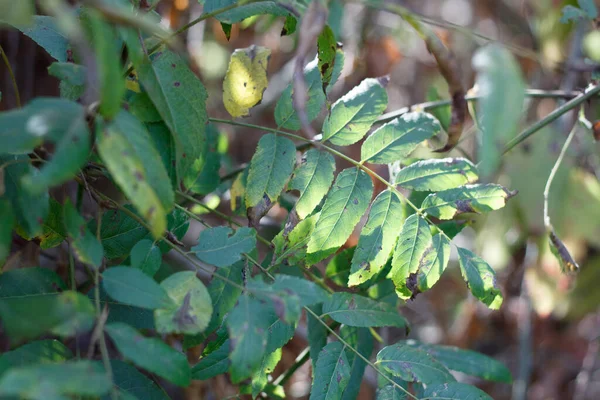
xmin=130 ymin=239 xmax=162 ymax=277
xmin=245 ymin=134 xmax=296 ymax=208
xmin=322 ymin=77 xmax=388 ymax=146
xmin=63 ymin=200 xmax=103 ymax=268
xmin=307 ymin=168 xmax=373 ymax=263
xmin=191 ymin=339 xmax=230 ymax=380
xmin=420 ymin=184 xmax=517 ymax=220
xmin=251 ymin=348 xmax=282 ymax=398
xmin=322 ymin=293 xmax=408 ymax=329
xmin=204 ymin=0 xmax=293 ymax=24
xmin=349 ymin=189 xmax=404 ymax=286
xmin=192 ymin=226 xmax=256 ymax=267
xmin=109 ymin=359 xmax=169 ymax=400
xmin=288 ymin=149 xmax=335 ymax=219
xmin=393 ymin=158 xmax=479 ymax=191
xmin=272 ymin=213 xmax=319 ymax=267
xmin=154 ymin=271 xmax=213 ymax=335
xmin=422 ymin=382 xmax=493 ymax=400
xmin=361 ymin=112 xmax=441 ymax=164
xmin=457 ymin=247 xmax=503 ymax=309
xmin=186 ymin=123 xmax=222 ymax=195
xmin=203 ymin=262 xmax=244 ymax=339
xmin=388 ymin=214 xmax=432 ymax=300
xmin=247 ymin=274 xmax=329 ymax=313
xmin=413 ymin=234 xmax=451 ymax=295
xmin=105 ymin=322 xmax=191 ymax=387
xmin=317 ymin=25 xmax=337 ymax=94
xmin=376 ymin=343 xmax=455 ymax=384
xmin=310 ymin=342 xmax=351 ymax=400
xmin=102 ymin=267 xmax=174 ymax=310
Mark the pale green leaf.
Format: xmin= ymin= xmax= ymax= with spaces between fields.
xmin=322 ymin=78 xmax=388 ymax=146
xmin=361 ymin=112 xmax=441 ymax=164
xmin=349 ymin=189 xmax=404 ymax=286
xmin=376 ymin=343 xmax=455 ymax=384
xmin=63 ymin=200 xmax=103 ymax=268
xmin=420 ymin=184 xmax=517 ymax=220
xmin=307 ymin=167 xmax=373 ymax=262
xmin=272 ymin=213 xmax=319 ymax=267
xmin=289 ymin=149 xmax=335 ymax=219
xmin=102 ymin=267 xmax=173 ymax=310
xmin=130 ymin=239 xmax=162 ymax=277
xmin=251 ymin=348 xmax=282 ymax=398
xmin=422 ymin=382 xmax=493 ymax=400
xmin=322 ymin=293 xmax=408 ymax=328
xmin=457 ymin=247 xmax=503 ymax=309
xmin=309 ymin=342 xmax=351 ymax=400
xmin=48 ymin=62 xmax=86 ymax=87
xmin=246 ymin=133 xmax=296 ymax=208
xmin=393 ymin=158 xmax=479 ymax=191
xmin=192 ymin=226 xmax=256 ymax=267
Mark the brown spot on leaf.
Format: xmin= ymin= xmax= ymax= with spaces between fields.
xmin=174 ymin=82 xmax=180 ymax=87
xmin=455 ymin=199 xmax=474 ymax=213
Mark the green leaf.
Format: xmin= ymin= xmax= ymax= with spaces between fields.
xmin=146 ymin=122 xmax=177 ymax=188
xmin=95 ymin=286 xmax=155 ymax=330
xmin=187 ymin=123 xmax=222 ymax=195
xmin=48 ymin=62 xmax=86 ymax=86
xmin=388 ymin=214 xmax=432 ymax=299
xmin=317 ymin=25 xmax=337 ymax=94
xmin=0 ymin=340 xmax=72 ymax=377
xmin=275 ymin=51 xmax=345 ymax=130
xmin=105 ymin=322 xmax=191 ymax=386
xmin=322 ymin=293 xmax=408 ymax=328
xmin=322 ymin=77 xmax=388 ymax=146
xmin=135 ymin=50 xmax=208 ymax=189
xmin=251 ymin=348 xmax=282 ymax=398
xmin=361 ymin=112 xmax=441 ymax=164
xmin=39 ymin=199 xmax=66 ymax=249
xmin=0 ymin=155 xmax=49 ymax=237
xmin=309 ymin=342 xmax=351 ymax=400
xmin=246 ymin=134 xmax=296 ymax=208
xmin=63 ymin=199 xmax=104 ymax=267
xmin=191 ymin=339 xmax=231 ymax=380
xmin=0 ymin=267 xmax=66 ymax=298
xmin=393 ymin=158 xmax=479 ymax=191
xmin=457 ymin=247 xmax=503 ymax=309
xmin=50 ymin=291 xmax=96 ymax=337
xmin=407 ymin=342 xmax=512 ymax=383
xmin=204 ymin=0 xmax=292 ymax=24
xmin=307 ymin=167 xmax=373 ymax=262
xmin=247 ymin=274 xmax=329 ymax=308
xmin=325 ymin=247 xmax=355 ymax=287
xmin=154 ymin=271 xmax=213 ymax=335
xmin=413 ymin=234 xmax=451 ymax=295
xmin=129 ymin=93 xmax=162 ymax=122
xmin=0 ymin=199 xmax=14 ymax=265
xmin=307 ymin=304 xmax=327 ymax=371
xmin=108 ymin=359 xmax=169 ymax=400
xmin=376 ymin=385 xmax=407 ymax=400
xmin=340 ymin=327 xmax=373 ymax=400
xmin=226 ymin=295 xmax=272 ymax=383
xmin=281 ymin=15 xmax=297 ymax=36
xmin=102 ymin=266 xmax=173 ymax=310
xmin=90 ymin=207 xmax=148 ymax=259
xmin=422 ymin=382 xmax=493 ymax=400
xmin=0 ymin=98 xmax=90 ymax=194
xmin=561 ymin=0 xmax=598 ymax=23
xmin=288 ymin=149 xmax=335 ymax=219
xmin=472 ymin=44 xmax=525 ymax=178
xmin=420 ymin=184 xmax=517 ymax=220
xmin=4 ymin=16 xmax=68 ymax=61
xmin=349 ymin=189 xmax=404 ymax=286
xmin=130 ymin=239 xmax=162 ymax=277
xmin=376 ymin=343 xmax=455 ymax=384
xmin=192 ymin=226 xmax=256 ymax=267
xmin=96 ymin=117 xmax=167 ymax=238
xmin=0 ymin=361 xmax=111 ymax=400
xmin=273 ymin=213 xmax=319 ymax=267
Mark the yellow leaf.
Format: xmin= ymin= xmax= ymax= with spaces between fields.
xmin=223 ymin=45 xmax=271 ymax=118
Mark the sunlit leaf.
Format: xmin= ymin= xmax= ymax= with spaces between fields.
xmin=251 ymin=348 xmax=282 ymax=398
xmin=288 ymin=149 xmax=335 ymax=219
xmin=272 ymin=213 xmax=319 ymax=266
xmin=393 ymin=158 xmax=478 ymax=191
xmin=457 ymin=247 xmax=503 ymax=309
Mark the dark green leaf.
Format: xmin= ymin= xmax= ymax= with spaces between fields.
xmin=281 ymin=15 xmax=297 ymax=36
xmin=5 ymin=16 xmax=68 ymax=61
xmin=0 ymin=199 xmax=14 ymax=265
xmin=376 ymin=343 xmax=455 ymax=384
xmin=204 ymin=0 xmax=293 ymax=24
xmin=192 ymin=226 xmax=256 ymax=267
xmin=309 ymin=342 xmax=351 ymax=400
xmin=322 ymin=78 xmax=388 ymax=146
xmin=317 ymin=25 xmax=337 ymax=94
xmin=48 ymin=62 xmax=86 ymax=86
xmin=191 ymin=339 xmax=231 ymax=380
xmin=340 ymin=327 xmax=373 ymax=400
xmin=393 ymin=158 xmax=479 ymax=191
xmin=0 ymin=340 xmax=72 ymax=378
xmin=289 ymin=149 xmax=335 ymax=219
xmin=108 ymin=359 xmax=169 ymax=400
xmin=422 ymin=382 xmax=493 ymax=400
xmin=39 ymin=198 xmax=66 ymax=249
xmin=102 ymin=266 xmax=173 ymax=310
xmin=376 ymin=385 xmax=407 ymax=400
xmin=186 ymin=123 xmax=222 ymax=195
xmin=307 ymin=168 xmax=373 ymax=263
xmin=361 ymin=112 xmax=441 ymax=164
xmin=63 ymin=199 xmax=104 ymax=267
xmin=95 ymin=286 xmax=155 ymax=330
xmin=307 ymin=303 xmax=327 ymax=371
xmin=0 ymin=267 xmax=66 ymax=298
xmin=247 ymin=274 xmax=329 ymax=308
xmin=129 ymin=93 xmax=162 ymax=123
xmin=349 ymin=189 xmax=404 ymax=286
xmin=325 ymin=247 xmax=355 ymax=287
xmin=457 ymin=247 xmax=503 ymax=309
xmin=90 ymin=207 xmax=148 ymax=259
xmin=322 ymin=293 xmax=408 ymax=328
xmin=146 ymin=122 xmax=177 ymax=188
xmin=130 ymin=239 xmax=162 ymax=277
xmin=105 ymin=322 xmax=191 ymax=386
xmin=50 ymin=291 xmax=96 ymax=337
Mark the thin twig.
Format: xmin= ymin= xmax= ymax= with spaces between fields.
xmin=0 ymin=44 xmax=21 ymax=108
xmin=272 ymin=347 xmax=310 ymax=386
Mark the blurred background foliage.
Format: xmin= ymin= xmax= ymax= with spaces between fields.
xmin=2 ymin=0 xmax=600 ymax=399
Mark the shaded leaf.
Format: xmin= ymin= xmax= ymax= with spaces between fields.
xmin=457 ymin=247 xmax=503 ymax=309
xmin=281 ymin=15 xmax=297 ymax=36
xmin=192 ymin=226 xmax=256 ymax=267
xmin=39 ymin=199 xmax=66 ymax=249
xmin=289 ymin=149 xmax=335 ymax=219
xmin=393 ymin=157 xmax=478 ymax=191
xmin=63 ymin=199 xmax=103 ymax=267
xmin=322 ymin=77 xmax=388 ymax=146
xmin=191 ymin=339 xmax=231 ymax=380
xmin=90 ymin=207 xmax=148 ymax=259
xmin=223 ymin=45 xmax=271 ymax=118
xmin=0 ymin=267 xmax=66 ymax=298
xmin=130 ymin=239 xmax=162 ymax=277
xmin=105 ymin=322 xmax=191 ymax=386
xmin=108 ymin=359 xmax=169 ymax=400
xmin=361 ymin=112 xmax=441 ymax=164
xmin=94 ymin=286 xmax=155 ymax=330
xmin=248 ymin=274 xmax=329 ymax=308
xmin=376 ymin=385 xmax=407 ymax=400
xmin=414 ymin=234 xmax=451 ymax=295
xmin=317 ymin=25 xmax=337 ymax=94
xmin=309 ymin=342 xmax=351 ymax=400
xmin=325 ymin=246 xmax=355 ymax=287
xmin=340 ymin=327 xmax=373 ymax=400
xmin=4 ymin=16 xmax=68 ymax=61
xmin=202 ymin=262 xmax=244 ymax=340
xmin=0 ymin=340 xmax=72 ymax=377
xmin=422 ymin=382 xmax=493 ymax=400
xmin=48 ymin=62 xmax=86 ymax=87
xmin=102 ymin=266 xmax=173 ymax=310
xmin=549 ymin=229 xmax=580 ymax=273
xmin=205 ymin=0 xmax=293 ymax=24
xmin=322 ymin=293 xmax=408 ymax=328
xmin=376 ymin=343 xmax=455 ymax=384
xmin=349 ymin=190 xmax=404 ymax=286
xmin=187 ymin=123 xmax=222 ymax=195
xmin=561 ymin=0 xmax=598 ymax=23
xmin=0 ymin=199 xmax=14 ymax=265
xmin=307 ymin=303 xmax=327 ymax=371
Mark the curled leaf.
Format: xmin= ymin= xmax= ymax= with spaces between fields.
xmin=549 ymin=230 xmax=579 ymax=273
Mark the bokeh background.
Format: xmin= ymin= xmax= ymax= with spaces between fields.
xmin=2 ymin=1 xmax=600 ymax=399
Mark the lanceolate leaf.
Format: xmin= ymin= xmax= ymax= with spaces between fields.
xmin=388 ymin=214 xmax=432 ymax=299
xmin=288 ymin=149 xmax=336 ymax=219
xmin=422 ymin=382 xmax=493 ymax=400
xmin=105 ymin=322 xmax=191 ymax=387
xmin=415 ymin=234 xmax=451 ymax=295
xmin=307 ymin=168 xmax=373 ymax=262
xmin=322 ymin=77 xmax=388 ymax=146
xmin=39 ymin=199 xmax=66 ymax=250
xmin=361 ymin=112 xmax=441 ymax=164
xmin=307 ymin=304 xmax=327 ymax=371
xmin=135 ymin=50 xmax=208 ymax=188
xmin=109 ymin=359 xmax=169 ymax=400
xmin=192 ymin=226 xmax=256 ymax=267
xmin=310 ymin=342 xmax=351 ymax=400
xmin=457 ymin=247 xmax=503 ymax=309
xmin=393 ymin=158 xmax=479 ymax=191
xmin=205 ymin=262 xmax=244 ymax=336
xmin=63 ymin=200 xmax=103 ymax=268
xmin=420 ymin=184 xmax=517 ymax=220
xmin=223 ymin=45 xmax=271 ymax=118
xmin=102 ymin=267 xmax=173 ymax=310
xmin=273 ymin=213 xmax=319 ymax=266
xmin=5 ymin=16 xmax=69 ymax=61
xmin=376 ymin=343 xmax=455 ymax=384
xmin=349 ymin=190 xmax=404 ymax=286
xmin=340 ymin=327 xmax=373 ymax=400
xmin=251 ymin=348 xmax=282 ymax=398
xmin=322 ymin=293 xmax=408 ymax=328
xmin=317 ymin=25 xmax=337 ymax=94
xmin=191 ymin=339 xmax=231 ymax=380
xmin=186 ymin=123 xmax=222 ymax=195
xmin=246 ymin=134 xmax=297 ymax=208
